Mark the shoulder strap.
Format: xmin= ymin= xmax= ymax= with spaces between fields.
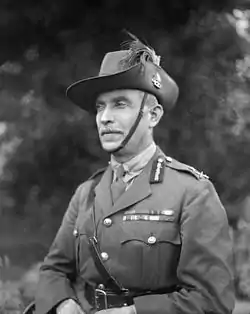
xmin=165 ymin=157 xmax=209 ymax=180
xmin=88 ymin=236 xmax=126 ymax=293
xmin=88 ymin=166 xmax=107 ymax=180
xmin=85 ymin=167 xmax=106 ymax=208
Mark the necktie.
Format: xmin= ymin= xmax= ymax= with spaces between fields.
xmin=111 ymin=165 xmax=126 ymax=203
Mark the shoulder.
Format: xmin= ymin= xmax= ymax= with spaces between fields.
xmin=88 ymin=166 xmax=107 ymax=181
xmin=162 ymin=156 xmax=218 ymax=203
xmin=72 ymin=166 xmax=107 ymax=204
xmin=164 ymin=156 xmax=209 ymax=181
xmin=160 ymin=156 xmax=223 ymax=210
xmin=150 ymin=154 xmax=209 ymax=185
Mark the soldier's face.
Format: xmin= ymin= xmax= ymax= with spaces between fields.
xmin=96 ymin=89 xmax=156 ymax=158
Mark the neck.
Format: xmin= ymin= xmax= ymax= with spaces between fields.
xmin=111 ymin=140 xmax=154 ymax=164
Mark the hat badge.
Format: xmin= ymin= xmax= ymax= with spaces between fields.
xmin=152 ymin=72 xmax=162 ymax=89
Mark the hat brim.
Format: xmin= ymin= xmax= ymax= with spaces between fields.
xmin=66 ymin=63 xmax=178 ymax=113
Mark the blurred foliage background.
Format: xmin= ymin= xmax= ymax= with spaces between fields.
xmin=1 ymin=0 xmax=250 ymax=312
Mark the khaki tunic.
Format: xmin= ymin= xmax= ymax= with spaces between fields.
xmin=35 ymin=148 xmax=235 ymax=314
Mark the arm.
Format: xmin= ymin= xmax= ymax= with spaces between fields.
xmin=133 ymin=179 xmax=235 ymax=314
xmin=35 ymin=183 xmax=90 ymax=314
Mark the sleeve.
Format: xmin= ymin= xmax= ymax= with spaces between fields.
xmin=133 ymin=179 xmax=235 ymax=314
xmin=35 ymin=183 xmax=90 ymax=314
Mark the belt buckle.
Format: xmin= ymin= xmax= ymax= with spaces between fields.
xmin=94 ymin=288 xmax=108 ymax=310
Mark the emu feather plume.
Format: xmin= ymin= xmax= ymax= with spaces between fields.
xmin=119 ymin=32 xmax=161 ymax=71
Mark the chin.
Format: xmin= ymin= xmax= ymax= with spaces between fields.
xmin=101 ymin=141 xmax=120 ymax=152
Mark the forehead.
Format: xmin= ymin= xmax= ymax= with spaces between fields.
xmin=96 ymin=89 xmax=143 ymax=103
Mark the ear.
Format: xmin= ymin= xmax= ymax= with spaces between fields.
xmin=148 ymin=104 xmax=164 ymax=128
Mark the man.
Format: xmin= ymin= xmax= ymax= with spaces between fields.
xmin=35 ymin=37 xmax=235 ymax=314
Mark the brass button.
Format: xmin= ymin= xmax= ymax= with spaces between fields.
xmin=97 ymin=284 xmax=105 ymax=290
xmin=101 ymin=252 xmax=109 ymax=261
xmin=73 ymin=228 xmax=78 ymax=237
xmin=148 ymin=236 xmax=157 ymax=245
xmin=103 ymin=218 xmax=112 ymax=227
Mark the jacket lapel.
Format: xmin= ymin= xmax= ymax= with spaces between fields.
xmin=107 ymin=153 xmax=158 ymax=216
xmin=95 ymin=147 xmax=165 ymax=218
xmin=112 ymin=169 xmax=152 ymax=214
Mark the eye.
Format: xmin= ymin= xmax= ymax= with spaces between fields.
xmin=96 ymin=103 xmax=105 ymax=112
xmin=115 ymin=101 xmax=127 ymax=108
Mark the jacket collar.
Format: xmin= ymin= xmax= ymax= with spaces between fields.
xmin=94 ymin=146 xmax=166 ymax=217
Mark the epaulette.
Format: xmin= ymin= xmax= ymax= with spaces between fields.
xmin=164 ymin=156 xmax=209 ymax=180
xmin=88 ymin=166 xmax=107 ymax=181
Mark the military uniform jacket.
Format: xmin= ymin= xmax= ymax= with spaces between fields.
xmin=35 ymin=148 xmax=235 ymax=314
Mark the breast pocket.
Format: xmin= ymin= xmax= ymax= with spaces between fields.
xmin=119 ymin=222 xmax=181 ymax=289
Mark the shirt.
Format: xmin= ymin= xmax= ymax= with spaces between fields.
xmin=110 ymin=142 xmax=156 ymax=189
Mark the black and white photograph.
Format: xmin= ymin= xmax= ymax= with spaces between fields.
xmin=0 ymin=1 xmax=250 ymax=314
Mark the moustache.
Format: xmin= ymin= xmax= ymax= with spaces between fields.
xmin=100 ymin=128 xmax=123 ymax=136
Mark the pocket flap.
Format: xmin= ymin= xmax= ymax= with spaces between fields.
xmin=121 ymin=223 xmax=181 ymax=245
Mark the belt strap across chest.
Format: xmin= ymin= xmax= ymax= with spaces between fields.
xmin=88 ymin=235 xmax=127 ymax=293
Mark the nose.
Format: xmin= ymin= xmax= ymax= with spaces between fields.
xmin=100 ymin=106 xmax=114 ymax=125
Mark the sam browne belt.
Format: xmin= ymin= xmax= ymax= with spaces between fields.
xmin=85 ymin=284 xmax=179 ymax=311
xmin=87 ymin=197 xmax=179 ymax=311
xmin=85 ymin=285 xmax=134 ymax=310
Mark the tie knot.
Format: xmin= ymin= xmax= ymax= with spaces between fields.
xmin=115 ymin=164 xmax=125 ymax=180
